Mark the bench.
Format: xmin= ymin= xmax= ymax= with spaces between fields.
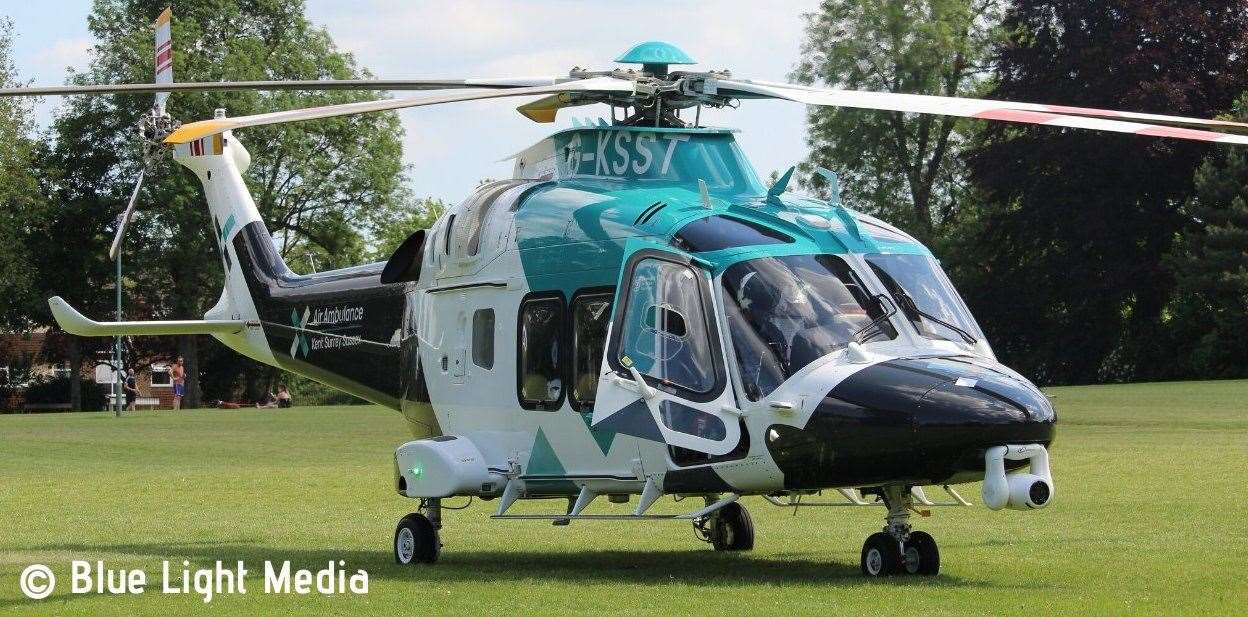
xmin=106 ymin=395 xmax=162 ymax=410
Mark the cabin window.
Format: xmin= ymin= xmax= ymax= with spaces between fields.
xmin=671 ymin=215 xmax=793 ymax=253
xmin=616 ymin=258 xmax=716 ymax=394
xmin=472 ymin=309 xmax=495 ymax=370
xmin=518 ymin=295 xmax=564 ymax=410
xmin=570 ymin=291 xmax=613 ymax=412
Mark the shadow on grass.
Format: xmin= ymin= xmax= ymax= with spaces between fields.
xmin=3 ymin=537 xmax=1058 ymax=610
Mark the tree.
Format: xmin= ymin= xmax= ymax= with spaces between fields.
xmin=0 ymin=18 xmax=44 ymax=331
xmin=371 ymin=197 xmax=447 ymax=260
xmin=954 ymin=0 xmax=1248 ymax=384
xmin=1163 ymin=95 xmax=1248 ymax=378
xmin=37 ymin=0 xmax=414 ymax=405
xmin=791 ymin=0 xmax=1002 ymax=241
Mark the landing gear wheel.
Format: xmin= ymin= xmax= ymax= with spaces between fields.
xmin=860 ymin=532 xmax=902 ymax=577
xmin=394 ymin=512 xmax=440 ymax=565
xmin=902 ymin=530 xmax=939 ymax=575
xmin=710 ymin=502 xmax=755 ymax=551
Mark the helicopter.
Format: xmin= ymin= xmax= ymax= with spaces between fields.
xmin=9 ymin=8 xmax=1248 ymax=578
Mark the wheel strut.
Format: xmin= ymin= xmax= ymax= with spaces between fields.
xmin=860 ymin=485 xmax=939 ymax=577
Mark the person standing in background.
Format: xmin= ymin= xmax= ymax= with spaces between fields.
xmin=276 ymin=385 xmax=292 ymax=408
xmin=124 ymin=372 xmax=138 ymax=412
xmin=171 ymin=356 xmax=186 ymax=410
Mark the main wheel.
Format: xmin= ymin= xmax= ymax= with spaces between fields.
xmin=860 ymin=532 xmax=902 ymax=577
xmin=710 ymin=502 xmax=755 ymax=551
xmin=902 ymin=530 xmax=939 ymax=575
xmin=394 ymin=512 xmax=440 ymax=565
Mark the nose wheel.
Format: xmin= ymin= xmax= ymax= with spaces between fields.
xmin=862 ymin=530 xmax=939 ymax=576
xmin=859 ymin=486 xmax=940 ymax=577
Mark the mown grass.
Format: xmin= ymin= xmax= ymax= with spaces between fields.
xmin=1 ymin=380 xmax=1245 ymax=615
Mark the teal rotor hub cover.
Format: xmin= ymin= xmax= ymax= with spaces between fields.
xmin=616 ymin=41 xmax=695 ymax=76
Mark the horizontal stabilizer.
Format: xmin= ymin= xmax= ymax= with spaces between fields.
xmin=48 ymin=296 xmax=250 ymax=337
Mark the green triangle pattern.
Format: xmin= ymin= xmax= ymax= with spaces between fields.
xmin=526 ymin=427 xmax=567 ymax=476
xmin=579 ymin=412 xmax=617 ymax=456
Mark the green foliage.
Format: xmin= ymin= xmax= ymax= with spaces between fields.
xmin=792 ymin=0 xmax=1002 ymax=241
xmin=370 ymin=197 xmax=447 ymax=261
xmin=1163 ymin=95 xmax=1248 ymax=377
xmin=21 ymin=1 xmax=416 ymax=401
xmin=2 ymin=380 xmax=1248 ymax=612
xmin=20 ymin=375 xmax=109 ymax=410
xmin=45 ymin=0 xmax=415 ymax=322
xmin=0 ymin=19 xmax=44 ymax=330
xmin=954 ymin=0 xmax=1248 ymax=384
xmin=283 ymin=373 xmax=366 ymax=406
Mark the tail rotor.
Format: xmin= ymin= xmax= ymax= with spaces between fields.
xmin=108 ymin=6 xmax=180 ymax=260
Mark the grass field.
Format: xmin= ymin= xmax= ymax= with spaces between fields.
xmin=2 ymin=380 xmax=1246 ymax=615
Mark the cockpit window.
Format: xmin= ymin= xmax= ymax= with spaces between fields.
xmin=858 ymin=219 xmax=915 ymax=243
xmin=722 ymin=254 xmax=897 ymax=400
xmin=865 ymin=253 xmax=984 ymax=346
xmin=671 ymin=215 xmax=793 ymax=253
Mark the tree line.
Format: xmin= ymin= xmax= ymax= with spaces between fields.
xmin=797 ymin=0 xmax=1248 ymax=384
xmin=1 ymin=0 xmax=1245 ymax=411
xmin=0 ymin=1 xmax=443 ymax=408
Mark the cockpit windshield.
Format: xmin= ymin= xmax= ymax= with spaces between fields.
xmin=722 ymin=254 xmax=897 ymax=400
xmin=865 ymin=253 xmax=984 ymax=347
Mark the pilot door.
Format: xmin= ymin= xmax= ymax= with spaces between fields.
xmin=592 ymin=248 xmax=743 ymax=457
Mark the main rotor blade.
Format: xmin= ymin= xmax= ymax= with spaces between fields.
xmin=719 ymin=79 xmax=1248 ymax=145
xmin=108 ymin=167 xmax=145 ymax=261
xmin=0 ymin=77 xmax=568 ymax=98
xmin=164 ymin=76 xmax=634 ymax=144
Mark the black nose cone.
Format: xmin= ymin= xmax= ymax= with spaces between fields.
xmin=766 ymin=357 xmax=1055 ymax=490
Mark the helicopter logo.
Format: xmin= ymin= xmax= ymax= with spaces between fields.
xmin=289 ymin=308 xmax=310 ymax=358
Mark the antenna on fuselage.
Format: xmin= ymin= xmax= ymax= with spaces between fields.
xmin=767 ymin=166 xmax=795 ymax=205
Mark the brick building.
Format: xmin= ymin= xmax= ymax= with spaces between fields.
xmin=1 ymin=330 xmax=178 ymax=411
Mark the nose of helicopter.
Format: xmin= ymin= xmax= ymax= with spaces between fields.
xmin=766 ymin=357 xmax=1056 ymax=489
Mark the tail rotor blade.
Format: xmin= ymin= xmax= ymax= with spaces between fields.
xmin=108 ymin=167 xmax=146 ymax=261
xmin=153 ymin=6 xmax=173 ymax=112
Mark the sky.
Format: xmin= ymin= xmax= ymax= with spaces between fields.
xmin=5 ymin=0 xmax=820 ymax=203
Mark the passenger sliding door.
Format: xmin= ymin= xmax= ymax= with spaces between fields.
xmin=591 ymin=248 xmax=741 ymax=456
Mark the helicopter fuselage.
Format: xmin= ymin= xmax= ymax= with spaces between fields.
xmin=183 ymin=124 xmax=1055 ymax=505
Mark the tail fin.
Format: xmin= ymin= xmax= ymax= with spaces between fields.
xmin=169 ymin=126 xmax=287 ymax=366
